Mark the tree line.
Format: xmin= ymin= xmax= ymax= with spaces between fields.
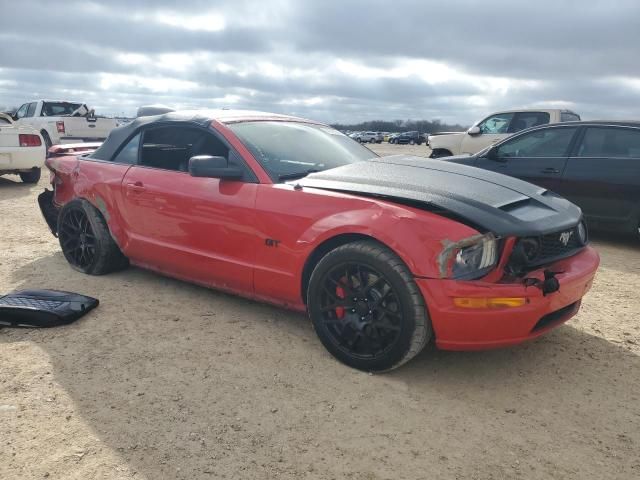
xmin=330 ymin=119 xmax=467 ymax=133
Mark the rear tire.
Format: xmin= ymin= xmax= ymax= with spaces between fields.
xmin=19 ymin=168 xmax=41 ymax=184
xmin=57 ymin=199 xmax=129 ymax=275
xmin=307 ymin=240 xmax=431 ymax=372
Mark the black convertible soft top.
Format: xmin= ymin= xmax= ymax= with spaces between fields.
xmin=90 ymin=110 xmax=214 ymax=161
xmin=89 ymin=109 xmax=313 ymax=161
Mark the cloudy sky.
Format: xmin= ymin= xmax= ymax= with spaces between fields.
xmin=1 ymin=0 xmax=639 ymax=124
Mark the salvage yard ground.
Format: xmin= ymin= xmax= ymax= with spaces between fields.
xmin=1 ymin=144 xmax=639 ymax=479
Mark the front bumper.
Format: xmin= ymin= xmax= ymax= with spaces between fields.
xmin=416 ymin=246 xmax=599 ymax=350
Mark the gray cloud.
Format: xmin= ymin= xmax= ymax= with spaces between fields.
xmin=0 ymin=0 xmax=638 ymax=124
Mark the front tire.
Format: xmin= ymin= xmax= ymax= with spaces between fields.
xmin=19 ymin=168 xmax=41 ymax=184
xmin=429 ymin=149 xmax=453 ymax=159
xmin=57 ymin=199 xmax=128 ymax=275
xmin=307 ymin=240 xmax=431 ymax=371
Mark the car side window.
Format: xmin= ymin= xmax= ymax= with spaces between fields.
xmin=561 ymin=112 xmax=580 ymax=122
xmin=478 ymin=113 xmax=514 ymax=134
xmin=112 ymin=133 xmax=141 ymax=164
xmin=496 ymin=127 xmax=577 ymax=158
xmin=507 ymin=112 xmax=550 ymax=133
xmin=25 ymin=103 xmax=37 ymax=117
xmin=15 ymin=104 xmax=28 ymax=119
xmin=139 ymin=125 xmax=230 ymax=173
xmin=577 ymin=127 xmax=640 ymax=158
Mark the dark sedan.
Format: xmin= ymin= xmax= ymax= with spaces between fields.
xmin=442 ymin=121 xmax=640 ymax=238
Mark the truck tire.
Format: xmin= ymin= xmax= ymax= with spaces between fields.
xmin=429 ymin=149 xmax=453 ymax=159
xmin=19 ymin=168 xmax=41 ymax=184
xmin=57 ymin=199 xmax=129 ymax=275
xmin=307 ymin=240 xmax=431 ymax=372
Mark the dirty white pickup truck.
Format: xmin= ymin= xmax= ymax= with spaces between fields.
xmin=12 ymin=100 xmax=117 ymax=150
xmin=427 ymin=109 xmax=581 ymax=158
xmin=0 ymin=113 xmax=46 ymax=183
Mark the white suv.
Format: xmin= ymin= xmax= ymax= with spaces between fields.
xmin=354 ymin=131 xmax=382 ymax=143
xmin=427 ymin=109 xmax=580 ymax=158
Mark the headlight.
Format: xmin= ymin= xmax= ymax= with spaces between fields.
xmin=577 ymin=220 xmax=588 ymax=245
xmin=438 ymin=234 xmax=499 ymax=280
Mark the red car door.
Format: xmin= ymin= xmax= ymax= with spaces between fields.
xmin=118 ymin=124 xmax=260 ymax=296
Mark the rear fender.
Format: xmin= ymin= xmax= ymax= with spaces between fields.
xmin=44 ymin=155 xmax=79 ymax=205
xmin=44 ymin=155 xmax=130 ymax=251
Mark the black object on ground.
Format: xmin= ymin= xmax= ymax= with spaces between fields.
xmin=0 ymin=290 xmax=99 ymax=328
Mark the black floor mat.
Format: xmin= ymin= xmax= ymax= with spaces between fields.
xmin=0 ymin=289 xmax=99 ymax=328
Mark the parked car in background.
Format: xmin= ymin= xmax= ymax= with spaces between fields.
xmin=38 ymin=109 xmax=598 ymax=371
xmin=0 ymin=112 xmax=45 ymax=183
xmin=392 ymin=131 xmax=424 ymax=145
xmin=428 ymin=109 xmax=581 ymax=158
xmin=353 ymin=131 xmax=382 ymax=143
xmin=442 ymin=121 xmax=640 ymax=238
xmin=13 ymin=100 xmax=118 ymax=150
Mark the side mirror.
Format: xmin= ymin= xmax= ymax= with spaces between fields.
xmin=188 ymin=155 xmax=243 ymax=180
xmin=467 ymin=126 xmax=481 ymax=135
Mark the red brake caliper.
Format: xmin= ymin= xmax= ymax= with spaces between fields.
xmin=335 ymin=278 xmax=346 ymax=319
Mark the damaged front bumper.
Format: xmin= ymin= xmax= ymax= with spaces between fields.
xmin=38 ymin=189 xmax=60 ymax=237
xmin=417 ymin=246 xmax=600 ymax=351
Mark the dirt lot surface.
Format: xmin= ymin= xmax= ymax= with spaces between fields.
xmin=1 ymin=144 xmax=639 ymax=479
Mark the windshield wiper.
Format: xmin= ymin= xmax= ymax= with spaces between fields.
xmin=278 ymin=169 xmax=320 ymax=181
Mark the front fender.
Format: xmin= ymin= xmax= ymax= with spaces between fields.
xmin=297 ymin=204 xmax=478 ymax=279
xmin=429 ymin=133 xmax=464 ymax=154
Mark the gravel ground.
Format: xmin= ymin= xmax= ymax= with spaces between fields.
xmin=1 ymin=144 xmax=639 ymax=479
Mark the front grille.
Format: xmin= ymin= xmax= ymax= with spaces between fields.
xmin=537 ymin=227 xmax=583 ymax=261
xmin=508 ymin=224 xmax=586 ymax=274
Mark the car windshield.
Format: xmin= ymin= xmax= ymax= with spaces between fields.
xmin=228 ymin=121 xmax=376 ymax=181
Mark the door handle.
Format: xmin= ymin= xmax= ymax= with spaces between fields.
xmin=541 ymin=167 xmax=560 ymax=174
xmin=125 ymin=181 xmax=146 ymax=193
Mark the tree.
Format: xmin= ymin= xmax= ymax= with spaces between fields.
xmin=331 ymin=118 xmax=466 ymax=134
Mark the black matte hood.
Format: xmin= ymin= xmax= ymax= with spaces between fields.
xmin=296 ymin=155 xmax=582 ymax=237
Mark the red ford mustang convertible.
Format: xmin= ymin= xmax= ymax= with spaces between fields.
xmin=39 ymin=110 xmax=599 ymax=371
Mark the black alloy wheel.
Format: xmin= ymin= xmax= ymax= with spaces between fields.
xmin=319 ymin=262 xmax=403 ymax=358
xmin=308 ymin=240 xmax=431 ymax=371
xmin=59 ymin=206 xmax=97 ymax=270
xmin=57 ymin=199 xmax=128 ymax=275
